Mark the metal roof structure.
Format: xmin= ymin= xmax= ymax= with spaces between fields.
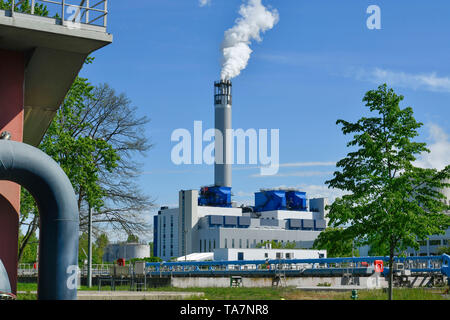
xmin=0 ymin=1 xmax=112 ymax=145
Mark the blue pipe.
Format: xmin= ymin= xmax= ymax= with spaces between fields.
xmin=0 ymin=141 xmax=79 ymax=300
xmin=146 ymin=255 xmax=447 ymax=276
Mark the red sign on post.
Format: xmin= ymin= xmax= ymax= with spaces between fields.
xmin=374 ymin=260 xmax=384 ymax=273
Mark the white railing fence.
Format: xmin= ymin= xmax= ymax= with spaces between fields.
xmin=10 ymin=0 xmax=108 ymax=27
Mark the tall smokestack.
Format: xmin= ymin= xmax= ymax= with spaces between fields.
xmin=214 ymin=80 xmax=232 ymax=187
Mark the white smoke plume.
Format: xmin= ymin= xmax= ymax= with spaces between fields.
xmin=220 ymin=0 xmax=279 ymax=80
xmin=199 ymin=0 xmax=211 ymax=7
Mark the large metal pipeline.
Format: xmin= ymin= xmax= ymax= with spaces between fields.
xmin=0 ymin=140 xmax=79 ymax=300
xmin=0 ymin=259 xmax=13 ymax=299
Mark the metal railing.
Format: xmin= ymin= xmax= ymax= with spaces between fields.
xmin=17 ymin=263 xmax=38 ymax=276
xmin=145 ymin=255 xmax=450 ymax=277
xmin=10 ymin=0 xmax=108 ymax=28
xmin=18 ymin=263 xmax=115 ymax=277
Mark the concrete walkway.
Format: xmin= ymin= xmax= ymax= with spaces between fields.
xmin=17 ymin=291 xmax=205 ymax=300
xmin=77 ymin=291 xmax=205 ymax=300
xmin=296 ymin=286 xmax=368 ymax=291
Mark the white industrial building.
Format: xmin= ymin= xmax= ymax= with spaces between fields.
xmin=214 ymin=248 xmax=326 ymax=261
xmin=153 ymin=189 xmax=329 ymax=261
xmin=102 ymin=242 xmax=150 ymax=262
xmin=154 ymin=80 xmax=329 ymax=261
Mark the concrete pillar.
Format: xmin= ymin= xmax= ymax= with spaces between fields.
xmin=0 ymin=49 xmax=25 ymax=295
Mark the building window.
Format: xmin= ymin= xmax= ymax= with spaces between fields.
xmin=200 ymin=239 xmax=202 ymax=252
xmin=239 ymin=239 xmax=242 ymax=249
xmin=225 ymin=239 xmax=228 ymax=249
xmin=444 ymin=239 xmax=449 ymax=246
xmin=214 ymin=239 xmax=216 ymax=249
xmin=204 ymin=239 xmax=207 ymax=252
xmin=209 ymin=240 xmax=211 ymax=252
xmin=232 ymin=239 xmax=235 ymax=248
xmin=264 ymin=253 xmax=268 ymax=258
xmin=429 ymin=240 xmax=441 ymax=246
xmin=246 ymin=239 xmax=249 ymax=249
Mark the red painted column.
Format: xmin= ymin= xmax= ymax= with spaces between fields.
xmin=0 ymin=49 xmax=25 ymax=295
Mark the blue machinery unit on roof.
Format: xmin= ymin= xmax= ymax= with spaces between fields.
xmin=198 ymin=186 xmax=232 ymax=208
xmin=198 ymin=187 xmax=311 ymax=210
xmin=255 ymin=190 xmax=286 ymax=211
xmin=254 ymin=189 xmax=308 ymax=212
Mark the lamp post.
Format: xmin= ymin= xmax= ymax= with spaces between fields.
xmin=87 ymin=205 xmax=93 ymax=288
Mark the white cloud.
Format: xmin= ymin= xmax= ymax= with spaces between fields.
xmin=279 ymin=161 xmax=336 ymax=168
xmin=234 ymin=161 xmax=336 ymax=171
xmin=250 ymin=171 xmax=334 ymax=178
xmin=299 ymin=185 xmax=348 ymax=202
xmin=414 ymin=123 xmax=450 ymax=171
xmin=199 ymin=0 xmax=211 ymax=7
xmin=350 ymin=67 xmax=450 ymax=93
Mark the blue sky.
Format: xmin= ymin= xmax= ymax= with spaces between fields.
xmin=80 ymin=0 xmax=450 ymax=241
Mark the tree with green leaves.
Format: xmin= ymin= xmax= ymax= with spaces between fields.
xmin=313 ymin=227 xmax=356 ymax=258
xmin=18 ymin=231 xmax=38 ymax=264
xmin=0 ymin=0 xmax=49 ymax=15
xmin=78 ymin=232 xmax=110 ymax=266
xmin=437 ymin=246 xmax=450 ymax=255
xmin=19 ymin=61 xmax=153 ymax=262
xmin=325 ymin=84 xmax=450 ymax=300
xmin=255 ymin=240 xmax=297 ymax=249
xmin=127 ymin=234 xmax=139 ymax=243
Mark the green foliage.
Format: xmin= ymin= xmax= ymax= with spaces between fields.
xmin=437 ymin=246 xmax=450 ymax=255
xmin=16 ymin=285 xmax=448 ymax=301
xmin=127 ymin=234 xmax=139 ymax=243
xmin=326 ymin=84 xmax=450 ymax=253
xmin=18 ymin=231 xmax=38 ymax=263
xmin=313 ymin=227 xmax=357 ymax=257
xmin=18 ymin=75 xmax=120 ymax=262
xmin=96 ymin=233 xmax=109 ymax=250
xmin=149 ymin=242 xmax=154 ymax=257
xmin=0 ymin=0 xmax=49 ymax=16
xmin=129 ymin=256 xmax=162 ymax=264
xmin=255 ymin=240 xmax=297 ymax=249
xmin=326 ymin=84 xmax=450 ymax=299
xmin=40 ymin=77 xmax=119 ymax=210
xmin=78 ymin=232 xmax=110 ymax=266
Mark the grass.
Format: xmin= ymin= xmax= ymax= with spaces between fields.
xmin=15 ymin=282 xmax=449 ymax=300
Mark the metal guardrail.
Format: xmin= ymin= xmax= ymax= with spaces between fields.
xmin=17 ymin=255 xmax=450 ymax=278
xmin=18 ymin=263 xmax=115 ymax=277
xmin=10 ymin=0 xmax=108 ymax=27
xmin=145 ymin=255 xmax=450 ymax=277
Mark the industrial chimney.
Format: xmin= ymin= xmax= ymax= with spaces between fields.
xmin=214 ymin=80 xmax=232 ymax=188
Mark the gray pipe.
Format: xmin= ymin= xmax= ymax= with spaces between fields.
xmin=0 ymin=259 xmax=12 ymax=295
xmin=0 ymin=140 xmax=79 ymax=300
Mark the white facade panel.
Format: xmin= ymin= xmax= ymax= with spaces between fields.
xmin=259 ymin=210 xmax=313 ymax=220
xmin=213 ymin=248 xmax=327 ymax=261
xmin=197 ymin=206 xmax=243 ymax=217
